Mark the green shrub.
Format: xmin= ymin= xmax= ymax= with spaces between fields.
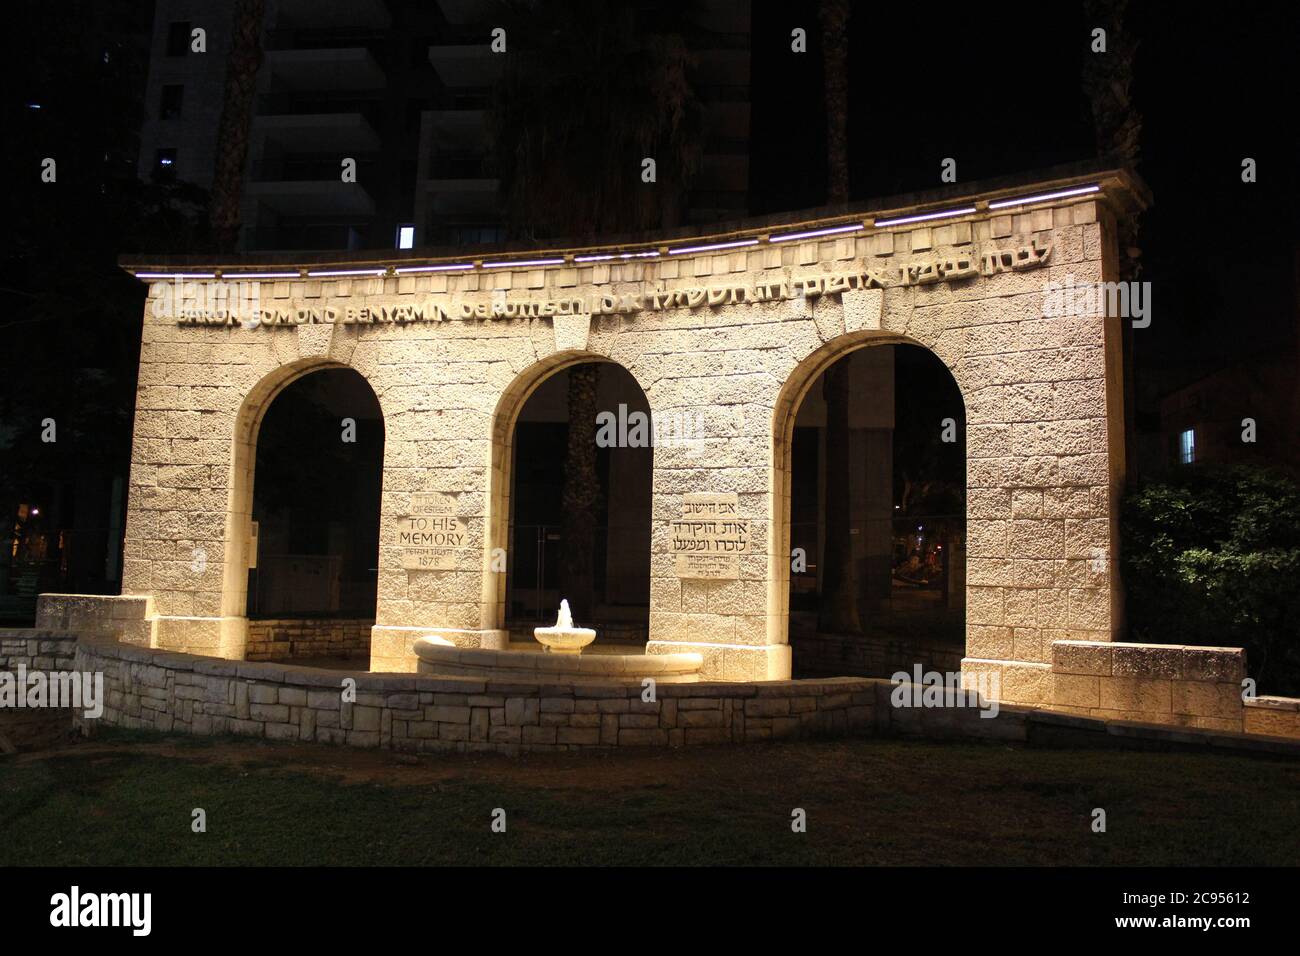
xmin=1122 ymin=465 xmax=1300 ymax=696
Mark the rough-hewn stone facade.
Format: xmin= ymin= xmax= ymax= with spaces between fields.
xmin=44 ymin=169 xmax=1150 ymax=703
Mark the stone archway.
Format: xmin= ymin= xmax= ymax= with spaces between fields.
xmin=244 ymin=366 xmax=384 ymax=662
xmin=483 ymin=353 xmax=654 ymax=643
xmin=771 ymin=333 xmax=967 ymax=677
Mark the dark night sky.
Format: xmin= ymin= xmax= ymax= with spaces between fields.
xmin=3 ymin=0 xmax=1297 ymax=410
xmin=750 ymin=0 xmax=1298 ymax=389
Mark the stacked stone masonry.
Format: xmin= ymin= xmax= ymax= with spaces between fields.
xmin=245 ymin=618 xmax=373 ymax=661
xmin=18 ymin=634 xmax=1291 ymax=753
xmin=94 ymin=171 xmax=1143 ymax=682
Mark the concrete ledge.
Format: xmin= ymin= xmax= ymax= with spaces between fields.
xmin=414 ymin=639 xmax=703 ymax=683
xmin=370 ymin=625 xmax=507 ymax=673
xmin=34 ymin=594 xmax=154 ymax=647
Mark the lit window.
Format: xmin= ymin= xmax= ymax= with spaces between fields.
xmin=1179 ymin=428 xmax=1196 ymax=465
xmin=396 ymin=225 xmax=415 ymax=249
xmin=154 ymin=148 xmax=178 ymax=182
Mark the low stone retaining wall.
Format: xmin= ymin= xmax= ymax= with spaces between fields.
xmin=246 ymin=618 xmax=372 ymax=662
xmin=0 ymin=629 xmax=81 ymax=672
xmin=74 ymin=634 xmax=882 ymax=751
xmin=1244 ymin=696 xmax=1300 ymax=738
xmin=59 ymin=635 xmax=1300 ymax=756
xmin=6 ymin=631 xmax=1299 ymax=756
xmin=961 ymin=640 xmax=1300 ymax=739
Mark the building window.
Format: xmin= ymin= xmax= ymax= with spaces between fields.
xmin=160 ymin=85 xmax=184 ymax=119
xmin=154 ymin=148 xmax=178 ymax=182
xmin=166 ymin=21 xmax=191 ymax=56
xmin=1179 ymin=428 xmax=1196 ymax=465
xmin=396 ymin=225 xmax=415 ymax=249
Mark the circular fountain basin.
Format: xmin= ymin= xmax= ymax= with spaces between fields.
xmin=414 ymin=638 xmax=702 ymax=683
xmin=533 ymin=625 xmax=596 ymax=655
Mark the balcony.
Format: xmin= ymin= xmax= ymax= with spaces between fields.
xmin=245 ymin=179 xmax=377 ymax=218
xmin=264 ymin=47 xmax=386 ymax=90
xmin=254 ymin=112 xmax=380 ymax=152
xmin=427 ymin=45 xmax=502 ymax=89
xmin=244 ymin=223 xmax=371 ymax=253
xmin=419 ymin=177 xmax=499 ymax=217
xmin=421 ymin=109 xmax=490 ymax=152
xmin=275 ymin=0 xmax=391 ymax=29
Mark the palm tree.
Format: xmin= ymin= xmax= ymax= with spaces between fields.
xmin=1082 ymin=0 xmax=1141 ymax=276
xmin=488 ymin=0 xmax=704 ymax=241
xmin=820 ymin=0 xmax=850 ymax=207
xmin=816 ymin=0 xmax=861 ymax=634
xmin=818 ymin=361 xmax=861 ymax=633
xmin=1082 ymin=0 xmax=1143 ymax=480
xmin=209 ymin=0 xmax=265 ymax=252
xmin=559 ymin=365 xmax=601 ymax=622
xmin=489 ymin=3 xmax=703 ymax=621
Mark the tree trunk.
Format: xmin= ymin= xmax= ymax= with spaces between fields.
xmin=818 ymin=362 xmax=861 ymax=634
xmin=1083 ymin=0 xmax=1142 ymax=483
xmin=819 ymin=0 xmax=850 ymax=205
xmin=817 ymin=0 xmax=858 ymax=635
xmin=559 ymin=365 xmax=600 ymax=623
xmin=209 ymin=0 xmax=265 ymax=253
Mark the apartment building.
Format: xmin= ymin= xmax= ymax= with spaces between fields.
xmin=136 ymin=0 xmax=751 ymax=252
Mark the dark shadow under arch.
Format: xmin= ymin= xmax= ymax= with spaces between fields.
xmin=245 ymin=366 xmax=385 ymax=662
xmin=775 ymin=338 xmax=967 ymax=678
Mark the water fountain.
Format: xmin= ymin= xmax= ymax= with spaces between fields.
xmin=532 ymin=600 xmax=596 ymax=654
xmin=412 ymin=597 xmax=702 ymax=683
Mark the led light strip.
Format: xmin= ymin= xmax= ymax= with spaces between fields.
xmin=482 ymin=257 xmax=566 ymax=269
xmin=873 ymin=206 xmax=978 ymax=228
xmin=394 ymin=263 xmax=474 ymax=274
xmin=769 ymin=223 xmax=863 ymax=242
xmin=988 ymin=184 xmax=1100 ymax=209
xmin=667 ymin=238 xmax=760 ymax=255
xmin=222 ymin=271 xmax=301 ymax=279
xmin=133 ymin=183 xmax=1106 ymax=281
xmin=305 ymin=268 xmax=388 ymax=277
xmin=134 ymin=272 xmax=217 ymax=280
xmin=574 ymin=250 xmax=663 ymax=262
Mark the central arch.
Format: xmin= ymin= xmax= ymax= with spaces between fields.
xmin=771 ymin=332 xmax=967 ymax=677
xmin=483 ymin=354 xmax=654 ymax=644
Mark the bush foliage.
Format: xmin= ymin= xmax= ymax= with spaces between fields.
xmin=1122 ymin=465 xmax=1300 ymax=696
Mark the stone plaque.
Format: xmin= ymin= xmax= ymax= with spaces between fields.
xmin=671 ymin=493 xmax=749 ymax=579
xmin=398 ymin=493 xmax=467 ymax=571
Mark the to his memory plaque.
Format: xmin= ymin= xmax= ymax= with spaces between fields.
xmin=398 ymin=492 xmax=467 ymax=570
xmin=671 ymin=492 xmax=749 ymax=579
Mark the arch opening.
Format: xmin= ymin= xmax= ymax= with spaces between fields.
xmin=494 ymin=359 xmax=653 ymax=647
xmin=777 ymin=341 xmax=966 ymax=679
xmin=241 ymin=366 xmax=384 ymax=665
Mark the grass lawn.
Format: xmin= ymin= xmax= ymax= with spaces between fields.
xmin=2 ymin=728 xmax=1298 ymax=866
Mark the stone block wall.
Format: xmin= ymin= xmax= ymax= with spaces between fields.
xmin=110 ymin=176 xmax=1138 ymax=681
xmin=0 ymin=629 xmax=80 ymax=673
xmin=1244 ymin=697 xmax=1300 ymax=738
xmin=1048 ymin=640 xmax=1249 ymax=731
xmin=6 ymin=634 xmax=1291 ymax=753
xmin=245 ymin=618 xmax=373 ymax=661
xmin=34 ymin=594 xmax=154 ymax=647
